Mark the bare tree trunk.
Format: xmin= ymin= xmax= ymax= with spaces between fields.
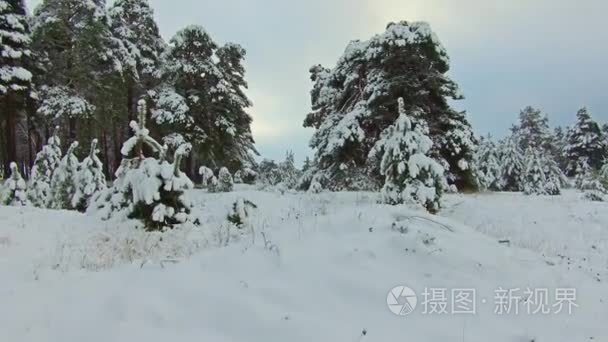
xmin=68 ymin=117 xmax=77 ymax=142
xmin=3 ymin=94 xmax=18 ymax=176
xmin=101 ymin=128 xmax=113 ymax=179
xmin=112 ymin=118 xmax=122 ymax=171
xmin=127 ymin=83 xmax=135 ymax=122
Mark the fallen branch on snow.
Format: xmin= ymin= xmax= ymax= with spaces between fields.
xmin=394 ymin=214 xmax=456 ymax=233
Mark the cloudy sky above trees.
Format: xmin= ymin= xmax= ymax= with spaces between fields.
xmin=26 ymin=0 xmax=608 ymax=163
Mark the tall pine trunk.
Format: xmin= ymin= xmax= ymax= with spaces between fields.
xmin=3 ymin=94 xmax=18 ymax=176
xmin=127 ymin=83 xmax=135 ymax=122
xmin=112 ymin=118 xmax=122 ymax=171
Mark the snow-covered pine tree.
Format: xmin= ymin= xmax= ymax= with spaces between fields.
xmin=511 ymin=106 xmax=552 ymax=152
xmin=257 ymin=159 xmax=281 ymax=186
xmin=239 ymin=167 xmax=257 ymax=184
xmin=542 ymin=154 xmax=567 ymax=195
xmin=226 ymin=198 xmax=257 ymax=228
xmin=90 ymin=100 xmax=197 ymax=230
xmin=212 ymin=167 xmax=233 ymax=193
xmin=109 ymin=0 xmax=165 ymax=111
xmin=498 ymin=136 xmax=525 ymax=192
xmin=522 ymin=148 xmax=547 ymax=195
xmin=302 ymin=156 xmax=312 ymax=173
xmin=27 ymin=128 xmax=62 ymax=207
xmin=1 ymin=162 xmax=27 ymax=206
xmin=278 ymin=151 xmax=299 ymax=189
xmin=600 ymin=161 xmax=608 ymax=189
xmin=156 ymin=25 xmax=257 ymax=171
xmin=564 ymin=108 xmax=606 ymax=176
xmin=0 ymin=0 xmax=33 ymax=175
xmin=474 ymin=135 xmax=502 ymax=191
xmin=307 ymin=175 xmax=324 ymax=194
xmin=50 ymin=141 xmax=80 ymax=209
xmin=72 ymin=139 xmax=107 ymax=212
xmin=574 ymin=158 xmax=594 ymax=190
xmin=303 ymin=21 xmax=476 ymax=192
xmin=214 ymin=42 xmax=258 ymax=168
xmin=233 ymin=170 xmax=243 ymax=184
xmin=370 ymin=98 xmax=447 ymax=212
xmin=573 ymin=158 xmax=607 ymax=201
xmin=552 ymin=126 xmax=569 ymax=172
xmin=198 ymin=166 xmax=215 ymax=187
xmin=31 ymin=0 xmax=123 ymax=145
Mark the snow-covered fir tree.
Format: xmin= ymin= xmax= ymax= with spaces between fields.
xmin=574 ymin=159 xmax=595 ymax=190
xmin=0 ymin=0 xmax=33 ymax=174
xmin=27 ymin=129 xmax=62 ymax=207
xmin=50 ymin=141 xmax=80 ymax=209
xmin=1 ymin=162 xmax=27 ymax=206
xmin=498 ymin=136 xmax=525 ymax=192
xmin=573 ymin=159 xmax=607 ymax=201
xmin=31 ymin=0 xmax=123 ymax=144
xmin=302 ymin=156 xmax=312 ymax=173
xmin=599 ymin=161 xmax=608 ymax=189
xmin=233 ymin=170 xmax=243 ymax=184
xmin=511 ymin=106 xmax=552 ymax=152
xmin=303 ymin=21 xmax=476 ymax=192
xmin=278 ymin=151 xmax=300 ymax=189
xmin=72 ymin=139 xmax=107 ymax=212
xmin=238 ymin=167 xmax=257 ymax=184
xmin=108 ymin=0 xmax=165 ymax=119
xmin=90 ymin=101 xmax=197 ymax=230
xmin=474 ymin=135 xmax=502 ymax=191
xmin=210 ymin=167 xmax=233 ymax=193
xmin=522 ymin=149 xmax=547 ymax=195
xmin=257 ymin=159 xmax=281 ymax=186
xmin=552 ymin=126 xmax=569 ymax=172
xmin=0 ymin=0 xmax=31 ymax=94
xmin=226 ymin=198 xmax=257 ymax=228
xmin=542 ymin=154 xmax=567 ymax=195
xmin=198 ymin=166 xmax=215 ymax=187
xmin=370 ymin=98 xmax=447 ymax=212
xmin=564 ymin=108 xmax=606 ymax=176
xmin=156 ymin=25 xmax=257 ymax=172
xmin=307 ymin=175 xmax=324 ymax=194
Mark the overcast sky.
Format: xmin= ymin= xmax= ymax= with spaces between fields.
xmin=26 ymin=0 xmax=608 ymax=164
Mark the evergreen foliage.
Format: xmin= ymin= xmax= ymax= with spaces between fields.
xmin=156 ymin=25 xmax=257 ymax=171
xmin=72 ymin=139 xmax=107 ymax=212
xmin=474 ymin=135 xmax=501 ymax=191
xmin=511 ymin=106 xmax=552 ymax=152
xmin=27 ymin=128 xmax=62 ymax=207
xmin=0 ymin=162 xmax=27 ymax=206
xmin=89 ymin=100 xmax=197 ymax=230
xmin=210 ymin=167 xmax=233 ymax=193
xmin=226 ymin=198 xmax=257 ymax=228
xmin=50 ymin=141 xmax=80 ymax=209
xmin=522 ymin=149 xmax=547 ymax=195
xmin=303 ymin=21 xmax=476 ymax=191
xmin=370 ymin=98 xmax=447 ymax=212
xmin=0 ymin=0 xmax=32 ymax=174
xmin=564 ymin=108 xmax=606 ymax=176
xmin=498 ymin=136 xmax=525 ymax=192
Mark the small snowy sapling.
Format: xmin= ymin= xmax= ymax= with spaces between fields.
xmin=50 ymin=142 xmax=80 ymax=210
xmin=72 ymin=139 xmax=107 ymax=212
xmin=226 ymin=198 xmax=258 ymax=228
xmin=27 ymin=128 xmax=62 ymax=207
xmin=90 ymin=100 xmax=198 ymax=230
xmin=1 ymin=163 xmax=28 ymax=206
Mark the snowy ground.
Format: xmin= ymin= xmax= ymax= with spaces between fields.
xmin=1 ymin=187 xmax=607 ymax=341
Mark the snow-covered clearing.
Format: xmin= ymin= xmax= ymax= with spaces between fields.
xmin=1 ymin=187 xmax=606 ymax=341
